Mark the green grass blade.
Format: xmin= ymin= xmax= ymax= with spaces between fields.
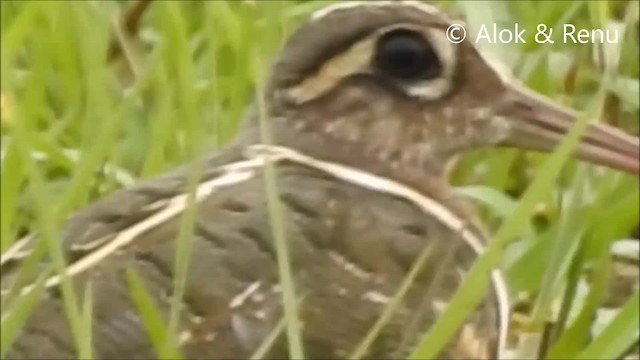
xmin=78 ymin=282 xmax=94 ymax=360
xmin=574 ymin=292 xmax=639 ymax=360
xmin=409 ymin=86 xmax=608 ymax=359
xmin=549 ymin=239 xmax=587 ymax=351
xmin=530 ymin=167 xmax=588 ymax=330
xmin=125 ymin=268 xmax=183 ymax=360
xmin=250 ymin=317 xmax=287 ymax=360
xmin=350 ymin=241 xmax=437 ymax=360
xmin=9 ymin=5 xmax=89 ymax=351
xmin=0 ymin=140 xmax=25 ymax=252
xmin=545 ymin=252 xmax=611 ymax=359
xmin=153 ymin=2 xmax=206 ymax=350
xmin=255 ymin=58 xmax=305 ymax=358
xmin=0 ymin=268 xmax=51 ymax=357
xmin=454 ymin=185 xmax=536 ymax=243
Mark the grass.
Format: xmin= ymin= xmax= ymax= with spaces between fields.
xmin=1 ymin=0 xmax=638 ymax=359
xmin=409 ymin=75 xmax=611 ymax=359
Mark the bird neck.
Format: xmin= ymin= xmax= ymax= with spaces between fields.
xmin=233 ymin=104 xmax=479 ymax=232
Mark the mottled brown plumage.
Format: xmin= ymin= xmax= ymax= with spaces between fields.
xmin=2 ymin=1 xmax=638 ymax=359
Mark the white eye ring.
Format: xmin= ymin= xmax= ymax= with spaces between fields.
xmin=399 ymin=28 xmax=457 ymax=100
xmin=283 ymin=25 xmax=458 ymax=104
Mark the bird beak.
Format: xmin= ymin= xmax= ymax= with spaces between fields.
xmin=497 ymin=83 xmax=639 ymax=176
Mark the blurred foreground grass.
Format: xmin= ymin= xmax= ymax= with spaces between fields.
xmin=1 ymin=1 xmax=638 ymax=359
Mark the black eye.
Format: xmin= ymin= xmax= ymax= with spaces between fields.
xmin=374 ymin=29 xmax=442 ymax=81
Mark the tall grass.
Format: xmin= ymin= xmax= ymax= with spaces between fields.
xmin=1 ymin=1 xmax=638 ymax=359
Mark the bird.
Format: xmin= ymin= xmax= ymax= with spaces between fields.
xmin=2 ymin=1 xmax=639 ymax=359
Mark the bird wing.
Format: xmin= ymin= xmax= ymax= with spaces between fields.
xmin=3 ymin=145 xmax=505 ymax=359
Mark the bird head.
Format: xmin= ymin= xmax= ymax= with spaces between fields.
xmin=256 ymin=0 xmax=638 ymax=181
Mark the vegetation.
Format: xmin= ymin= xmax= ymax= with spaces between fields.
xmin=1 ymin=1 xmax=638 ymax=359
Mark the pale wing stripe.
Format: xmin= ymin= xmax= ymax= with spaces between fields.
xmin=246 ymin=144 xmax=511 ymax=358
xmin=7 ymin=144 xmax=511 ymax=358
xmin=14 ymin=161 xmax=262 ymax=297
xmin=1 ymin=234 xmax=37 ymax=266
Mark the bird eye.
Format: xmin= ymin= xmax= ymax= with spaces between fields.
xmin=374 ymin=29 xmax=442 ymax=81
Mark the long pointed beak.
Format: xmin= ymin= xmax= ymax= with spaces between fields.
xmin=497 ymin=83 xmax=639 ymax=176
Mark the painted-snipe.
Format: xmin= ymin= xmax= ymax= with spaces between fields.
xmin=2 ymin=1 xmax=639 ymax=359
